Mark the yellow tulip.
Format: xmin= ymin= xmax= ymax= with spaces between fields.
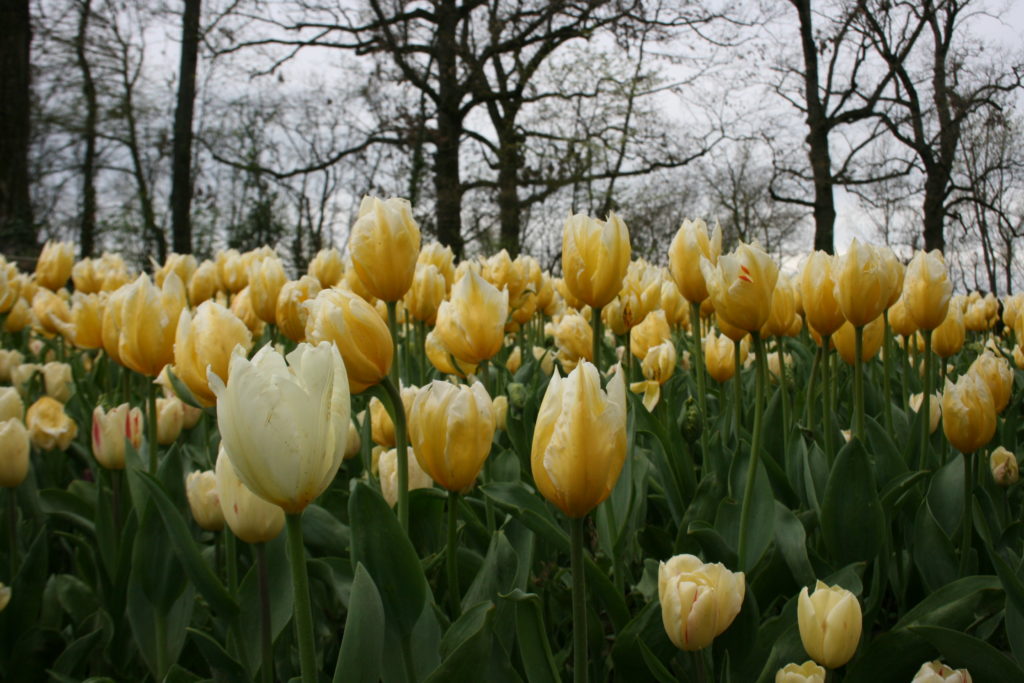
xmin=308 ymin=248 xmax=344 ymax=288
xmin=173 ymin=301 xmax=253 ymax=406
xmin=0 ymin=419 xmax=30 ymax=487
xmin=405 ymin=263 xmax=447 ymax=325
xmin=229 ymin=286 xmax=264 ymax=336
xmin=10 ymin=363 xmax=40 ymax=398
xmin=211 ymin=342 xmax=350 ymax=513
xmin=155 ymin=253 xmax=197 ymax=290
xmin=660 ymin=279 xmax=689 ymax=328
xmin=248 ymin=256 xmax=287 ymax=324
xmin=762 ymin=273 xmax=797 ymax=338
xmin=275 ymin=276 xmax=321 ymax=343
xmin=42 ymin=362 xmax=73 ymax=402
xmin=833 ymin=316 xmax=885 ymax=366
xmin=26 ymin=396 xmax=77 ymax=451
xmin=911 ymin=660 xmax=972 ymax=683
xmin=669 ymin=218 xmax=722 ymax=304
xmin=378 ymin=446 xmax=433 ymax=507
xmin=630 ymin=310 xmax=671 ymax=360
xmin=704 ymin=328 xmax=741 ymax=384
xmin=425 ymin=329 xmax=477 ymax=378
xmin=561 ymin=212 xmax=631 ymax=309
xmin=348 ymin=196 xmax=421 ymax=301
xmin=216 ymin=249 xmax=248 ymax=293
xmin=3 ymin=297 xmax=31 ymax=333
xmin=942 ymin=373 xmax=996 ymax=454
xmin=888 ymin=294 xmax=917 ymax=338
xmin=215 ymin=447 xmax=285 ymax=543
xmin=408 ymin=380 xmax=495 ymax=492
xmin=932 ymin=300 xmax=965 ymax=359
xmin=186 ymin=470 xmax=224 ymax=531
xmin=658 ymin=554 xmax=745 ymax=651
xmin=71 ymin=258 xmax=101 ymax=294
xmin=618 ymin=259 xmax=662 ymax=329
xmin=91 ymin=403 xmax=144 ymax=470
xmin=990 ymin=446 xmax=1019 ymax=487
xmin=96 ymin=253 xmax=132 ymax=291
xmin=35 ymin=241 xmax=74 ymax=291
xmin=552 ymin=312 xmax=593 ymax=373
xmin=904 ymin=250 xmax=952 ymax=331
xmin=369 ymin=384 xmax=417 ymax=448
xmin=602 ymin=298 xmax=628 ymax=336
xmin=800 ymin=252 xmax=845 ymax=337
xmin=630 ymin=340 xmax=676 ymax=411
xmin=701 ymin=242 xmax=779 ymax=333
xmin=880 ymin=246 xmax=905 ymax=308
xmin=55 ymin=292 xmax=103 ymax=349
xmin=531 ymin=362 xmax=626 ymax=518
xmin=716 ymin=311 xmax=748 ymax=343
xmin=969 ymin=352 xmax=1012 ymax=414
xmin=188 ymin=260 xmax=221 ymax=305
xmin=31 ymin=288 xmax=71 ymax=337
xmin=775 ymin=661 xmax=826 ymax=683
xmin=505 ymin=346 xmax=523 ymax=374
xmin=305 ymin=287 xmax=393 ymax=393
xmin=118 ymin=273 xmax=186 ymax=377
xmin=435 ymin=269 xmax=509 ymax=365
xmin=0 ymin=351 xmax=23 ymax=385
xmin=797 ymin=581 xmax=862 ymax=669
xmin=417 ymin=242 xmax=456 ymax=290
xmin=0 ymin=388 xmax=23 ymax=422
xmin=0 ymin=260 xmax=21 ymax=314
xmin=834 ymin=239 xmax=898 ymax=327
xmin=909 ymin=392 xmax=942 ymax=435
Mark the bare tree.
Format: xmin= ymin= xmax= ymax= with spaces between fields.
xmin=170 ymin=0 xmax=202 ymax=253
xmin=0 ymin=0 xmax=36 ymax=264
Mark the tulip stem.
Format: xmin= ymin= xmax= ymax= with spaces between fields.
xmin=286 ymin=512 xmax=317 ymax=683
xmin=822 ymin=339 xmax=835 ymax=463
xmin=155 ymin=613 xmax=168 ymax=678
xmin=224 ymin=529 xmax=238 ymax=596
xmin=382 ymin=377 xmax=410 ymax=534
xmin=7 ymin=489 xmax=18 ymax=579
xmin=854 ymin=325 xmax=865 ymax=441
xmin=919 ymin=330 xmax=933 ymax=471
xmin=447 ymin=491 xmax=461 ymax=618
xmin=806 ymin=344 xmax=820 ymax=428
xmin=960 ymin=452 xmax=975 ymax=577
xmin=738 ymin=333 xmax=766 ymax=571
xmin=690 ymin=302 xmax=710 ymax=469
xmin=570 ymin=516 xmax=588 ymax=683
xmin=147 ymin=379 xmax=158 ymax=475
xmin=777 ymin=338 xmax=791 ymax=456
xmin=882 ymin=313 xmax=894 ymax=433
xmin=111 ymin=470 xmax=123 ymax=545
xmin=592 ymin=306 xmax=603 ymax=371
xmin=690 ymin=650 xmax=708 ymax=683
xmin=256 ymin=542 xmax=274 ymax=683
xmin=386 ymin=301 xmax=402 ymax=386
xmin=732 ymin=341 xmax=742 ymax=438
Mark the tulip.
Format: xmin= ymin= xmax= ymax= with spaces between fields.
xmin=216 ymin=249 xmax=248 ymax=293
xmin=602 ymin=298 xmax=628 ymax=336
xmin=0 ymin=419 xmax=30 ymax=487
xmin=378 ymin=446 xmax=433 ymax=507
xmin=552 ymin=312 xmax=593 ymax=373
xmin=119 ymin=273 xmax=187 ymax=377
xmin=186 ymin=470 xmax=225 ymax=531
xmin=506 ymin=346 xmax=522 ymax=374
xmin=911 ymin=660 xmax=972 ymax=683
xmin=660 ymin=279 xmax=688 ymax=328
xmin=156 ymin=397 xmax=185 ymax=445
xmin=904 ymin=250 xmax=953 ymax=331
xmin=0 ymin=350 xmax=25 ymax=383
xmin=26 ymin=396 xmax=78 ymax=451
xmin=10 ymin=363 xmax=41 ymax=398
xmin=990 ymin=446 xmax=1019 ymax=487
xmin=344 ymin=420 xmax=361 ymax=460
xmin=669 ymin=218 xmax=722 ymax=304
xmin=189 ymin=260 xmax=221 ymax=305
xmin=215 ymin=448 xmax=285 ymax=544
xmin=32 ymin=288 xmax=71 ymax=337
xmin=305 ymin=287 xmax=393 ymax=393
xmin=308 ymin=248 xmax=344 ymax=288
xmin=775 ymin=661 xmax=826 ymax=683
xmin=276 ymin=275 xmax=321 ymax=343
xmin=618 ymin=259 xmax=662 ymax=329
xmin=492 ymin=395 xmax=508 ymax=431
xmin=833 ymin=239 xmax=898 ymax=327
xmin=942 ymin=373 xmax=996 ymax=454
xmin=248 ymin=256 xmax=287 ymax=325
xmin=531 ymin=362 xmax=626 ymax=518
xmin=35 ymin=240 xmax=74 ymax=291
xmin=56 ymin=292 xmax=104 ymax=349
xmin=42 ymin=362 xmax=73 ymax=403
xmin=561 ymin=212 xmax=631 ymax=309
xmin=701 ymin=242 xmax=779 ymax=333
xmin=418 ymin=242 xmax=456 ymax=290
xmin=910 ymin=392 xmax=942 ymax=435
xmin=968 ymin=352 xmax=1012 ymax=414
xmin=762 ymin=274 xmax=797 ymax=338
xmin=173 ymin=302 xmax=254 ymax=406
xmin=369 ymin=385 xmax=418 ymax=448
xmin=425 ymin=329 xmax=477 ymax=378
xmin=91 ymin=403 xmax=144 ymax=470
xmin=0 ymin=388 xmax=23 ymax=423
xmin=800 ymin=252 xmax=846 ymax=337
xmin=704 ymin=328 xmax=740 ymax=383
xmin=348 ymin=196 xmax=421 ymax=301
xmin=833 ymin=316 xmax=884 ymax=365
xmin=435 ymin=269 xmax=509 ymax=365
xmin=0 ymin=259 xmax=22 ymax=312
xmin=797 ymin=581 xmax=862 ymax=669
xmin=4 ymin=297 xmax=30 ymax=333
xmin=964 ymin=298 xmax=989 ymax=332
xmin=229 ymin=286 xmax=264 ymax=336
xmin=932 ymin=300 xmax=965 ymax=359
xmin=101 ymin=285 xmax=128 ymax=364
xmin=630 ymin=310 xmax=671 ymax=360
xmin=630 ymin=340 xmax=676 ymax=411
xmin=658 ymin=554 xmax=745 ymax=651
xmin=405 ymin=263 xmax=447 ymax=325
xmin=0 ymin=583 xmax=9 ymax=611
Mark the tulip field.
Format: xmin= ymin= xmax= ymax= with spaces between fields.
xmin=2 ymin=199 xmax=1024 ymax=683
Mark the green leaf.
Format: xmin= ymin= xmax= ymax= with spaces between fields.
xmin=503 ymin=590 xmax=559 ymax=683
xmin=773 ymin=503 xmax=816 ymax=588
xmin=820 ymin=437 xmax=885 ymax=565
xmin=49 ymin=628 xmax=104 ymax=677
xmin=333 ymin=564 xmax=386 ymax=683
xmin=928 ymin=455 xmax=965 ymax=539
xmin=425 ymin=601 xmax=494 ymax=683
xmin=166 ymin=364 xmax=208 ymax=410
xmin=909 ymin=625 xmax=1024 ymax=679
xmin=188 ymin=627 xmax=249 ymax=682
xmin=724 ymin=449 xmax=775 ymax=572
xmin=349 ymin=480 xmax=428 ymax=638
xmin=238 ymin=535 xmax=293 ymax=675
xmin=912 ymin=498 xmax=958 ymax=592
xmin=301 ymin=503 xmax=350 ymax=556
xmin=126 ymin=579 xmax=195 ymax=681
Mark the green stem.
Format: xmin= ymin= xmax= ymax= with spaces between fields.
xmin=147 ymin=379 xmax=158 ymax=475
xmin=806 ymin=343 xmax=821 ymax=428
xmin=386 ymin=300 xmax=401 ymax=387
xmin=690 ymin=302 xmax=710 ymax=471
xmin=225 ymin=529 xmax=238 ymax=596
xmin=959 ymin=452 xmax=975 ymax=577
xmin=738 ymin=333 xmax=767 ymax=570
xmin=447 ymin=491 xmax=461 ymax=618
xmin=570 ymin=517 xmax=588 ymax=683
xmin=882 ymin=313 xmax=894 ymax=433
xmin=591 ymin=306 xmax=603 ymax=371
xmin=155 ymin=612 xmax=169 ymax=678
xmin=919 ymin=330 xmax=933 ymax=471
xmin=111 ymin=470 xmax=123 ymax=549
xmin=854 ymin=325 xmax=865 ymax=441
xmin=777 ymin=338 xmax=791 ymax=456
xmin=256 ymin=543 xmax=274 ymax=683
xmin=382 ymin=377 xmax=410 ymax=534
xmin=286 ymin=513 xmax=317 ymax=683
xmin=732 ymin=341 xmax=743 ymax=438
xmin=7 ymin=489 xmax=18 ymax=579
xmin=692 ymin=650 xmax=708 ymax=683
xmin=822 ymin=338 xmax=835 ymax=463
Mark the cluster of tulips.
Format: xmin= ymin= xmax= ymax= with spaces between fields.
xmin=0 ymin=195 xmax=1020 ymax=682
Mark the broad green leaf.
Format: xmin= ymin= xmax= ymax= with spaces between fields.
xmin=773 ymin=503 xmax=816 ymax=589
xmin=820 ymin=437 xmax=885 ymax=565
xmin=503 ymin=590 xmax=559 ymax=683
xmin=910 ymin=625 xmax=1024 ymax=680
xmin=187 ymin=627 xmax=249 ymax=682
xmin=333 ymin=564 xmax=386 ymax=683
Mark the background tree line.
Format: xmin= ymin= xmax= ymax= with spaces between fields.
xmin=0 ymin=0 xmax=1021 ymax=290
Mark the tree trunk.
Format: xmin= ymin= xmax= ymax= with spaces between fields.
xmin=496 ymin=124 xmax=522 ymax=257
xmin=433 ymin=0 xmax=463 ymax=258
xmin=75 ymin=0 xmax=98 ymax=258
xmin=0 ymin=0 xmax=36 ymax=265
xmin=921 ymin=170 xmax=946 ymax=252
xmin=794 ymin=0 xmax=836 ymax=254
xmin=170 ymin=0 xmax=201 ymax=254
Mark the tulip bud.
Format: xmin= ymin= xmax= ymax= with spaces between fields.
xmin=932 ymin=299 xmax=965 ymax=359
xmin=32 ymin=288 xmax=72 ymax=337
xmin=0 ymin=419 xmax=30 ymax=487
xmin=618 ymin=259 xmax=662 ymax=329
xmin=800 ymin=252 xmax=846 ymax=337
xmin=904 ymin=250 xmax=952 ymax=331
xmin=630 ymin=310 xmax=671 ymax=360
xmin=35 ymin=240 xmax=74 ymax=291
xmin=275 ymin=275 xmax=321 ymax=343
xmin=909 ymin=392 xmax=942 ymax=435
xmin=417 ymin=242 xmax=456 ymax=289
xmin=379 ymin=446 xmax=433 ymax=507
xmin=833 ymin=240 xmax=898 ymax=327
xmin=216 ymin=249 xmax=248 ymax=293
xmin=215 ymin=448 xmax=285 ymax=544
xmin=669 ymin=218 xmax=722 ymax=304
xmin=305 ymin=288 xmax=393 ymax=393
xmin=308 ymin=248 xmax=344 ymax=288
xmin=11 ymin=363 xmax=41 ymax=398
xmin=562 ymin=212 xmax=632 ymax=309
xmin=911 ymin=660 xmax=972 ymax=683
xmin=173 ymin=302 xmax=254 ymax=406
xmin=775 ymin=661 xmax=826 ymax=683
xmin=797 ymin=580 xmax=862 ymax=669
xmin=942 ymin=373 xmax=996 ymax=454
xmin=762 ymin=274 xmax=797 ymax=338
xmin=368 ymin=385 xmax=418 ymax=448
xmin=968 ymin=352 xmax=1012 ymax=414
xmin=248 ymin=256 xmax=287 ymax=325
xmin=4 ymin=297 xmax=30 ymax=333
xmin=91 ymin=403 xmax=144 ymax=469
xmin=119 ymin=273 xmax=187 ymax=377
xmin=0 ymin=350 xmax=25 ymax=383
xmin=553 ymin=312 xmax=593 ymax=373
xmin=188 ymin=260 xmax=221 ymax=305
xmin=156 ymin=397 xmax=185 ymax=445
xmin=436 ymin=269 xmax=509 ymax=366
xmin=680 ymin=396 xmax=702 ymax=443
xmin=658 ymin=553 xmax=745 ymax=651
xmin=43 ymin=362 xmax=73 ymax=403
xmin=101 ymin=285 xmax=128 ymax=364
xmin=405 ymin=263 xmax=446 ymax=325
xmin=0 ymin=388 xmax=23 ymax=423
xmin=989 ymin=446 xmax=1019 ymax=487
xmin=888 ymin=294 xmax=917 ymax=338
xmin=345 ymin=420 xmax=361 ymax=460
xmin=229 ymin=286 xmax=264 ymax=336
xmin=0 ymin=260 xmax=22 ymax=312
xmin=532 ymin=362 xmax=627 ymax=518
xmin=701 ymin=242 xmax=779 ymax=333
xmin=704 ymin=328 xmax=740 ymax=384
xmin=408 ymin=380 xmax=495 ymax=492
xmin=492 ymin=395 xmax=508 ymax=431
xmin=26 ymin=396 xmax=78 ymax=451
xmin=532 ymin=346 xmax=555 ymax=376
xmin=660 ymin=279 xmax=689 ymax=327
xmin=425 ymin=329 xmax=477 ymax=378
xmin=348 ymin=196 xmax=421 ymax=301
xmin=0 ymin=583 xmax=10 ymax=611
xmin=505 ymin=346 xmax=523 ymax=374
xmin=833 ymin=316 xmax=885 ymax=366
xmin=186 ymin=470 xmax=225 ymax=531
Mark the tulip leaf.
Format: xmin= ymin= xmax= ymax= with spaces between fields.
xmin=502 ymin=590 xmax=560 ymax=683
xmin=301 ymin=503 xmax=350 ymax=557
xmin=773 ymin=502 xmax=816 ymax=588
xmin=50 ymin=628 xmax=105 ymax=677
xmin=820 ymin=437 xmax=885 ymax=566
xmin=909 ymin=625 xmax=1024 ymax=680
xmin=349 ymin=480 xmax=428 ymax=638
xmin=126 ymin=577 xmax=194 ymax=681
xmin=912 ymin=498 xmax=958 ymax=592
xmin=134 ymin=471 xmax=239 ymax=617
xmin=927 ymin=455 xmax=965 ymax=539
xmin=187 ymin=627 xmax=249 ymax=681
xmin=237 ymin=534 xmax=293 ymax=675
xmin=333 ymin=563 xmax=386 ymax=683
xmin=166 ymin=364 xmax=207 ymax=411
xmin=609 ymin=600 xmax=676 ymax=683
